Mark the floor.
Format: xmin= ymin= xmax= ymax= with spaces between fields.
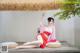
xmin=8 ymin=41 xmax=80 ymax=53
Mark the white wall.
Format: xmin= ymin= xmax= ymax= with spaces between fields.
xmin=0 ymin=11 xmax=43 ymax=42
xmin=74 ymin=16 xmax=80 ymax=48
xmin=56 ymin=18 xmax=75 ymax=45
xmin=0 ymin=11 xmax=75 ymax=45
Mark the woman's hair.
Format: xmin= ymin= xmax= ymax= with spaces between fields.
xmin=47 ymin=17 xmax=54 ymax=23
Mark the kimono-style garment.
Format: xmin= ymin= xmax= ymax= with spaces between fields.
xmin=37 ymin=23 xmax=57 ymax=48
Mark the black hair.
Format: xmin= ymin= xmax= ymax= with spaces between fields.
xmin=47 ymin=17 xmax=54 ymax=23
xmin=37 ymin=28 xmax=40 ymax=33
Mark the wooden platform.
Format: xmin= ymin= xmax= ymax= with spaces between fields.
xmin=8 ymin=41 xmax=80 ymax=53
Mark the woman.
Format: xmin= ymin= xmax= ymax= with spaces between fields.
xmin=38 ymin=17 xmax=61 ymax=48
xmin=16 ymin=17 xmax=61 ymax=49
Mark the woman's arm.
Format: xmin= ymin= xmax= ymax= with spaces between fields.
xmin=52 ymin=25 xmax=56 ymax=39
xmin=38 ymin=15 xmax=46 ymax=33
xmin=40 ymin=13 xmax=45 ymax=27
xmin=48 ymin=24 xmax=56 ymax=41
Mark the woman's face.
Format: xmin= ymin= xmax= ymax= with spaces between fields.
xmin=48 ymin=20 xmax=54 ymax=26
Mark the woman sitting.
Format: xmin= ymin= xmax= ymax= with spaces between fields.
xmin=16 ymin=17 xmax=61 ymax=49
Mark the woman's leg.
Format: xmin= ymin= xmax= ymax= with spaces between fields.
xmin=16 ymin=40 xmax=41 ymax=49
xmin=16 ymin=45 xmax=38 ymax=48
xmin=46 ymin=41 xmax=61 ymax=48
xmin=23 ymin=35 xmax=43 ymax=46
xmin=23 ymin=41 xmax=41 ymax=46
xmin=16 ymin=35 xmax=43 ymax=49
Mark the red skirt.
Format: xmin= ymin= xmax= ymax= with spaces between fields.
xmin=40 ymin=31 xmax=51 ymax=48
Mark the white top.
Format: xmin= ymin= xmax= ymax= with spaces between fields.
xmin=39 ymin=22 xmax=56 ymax=41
